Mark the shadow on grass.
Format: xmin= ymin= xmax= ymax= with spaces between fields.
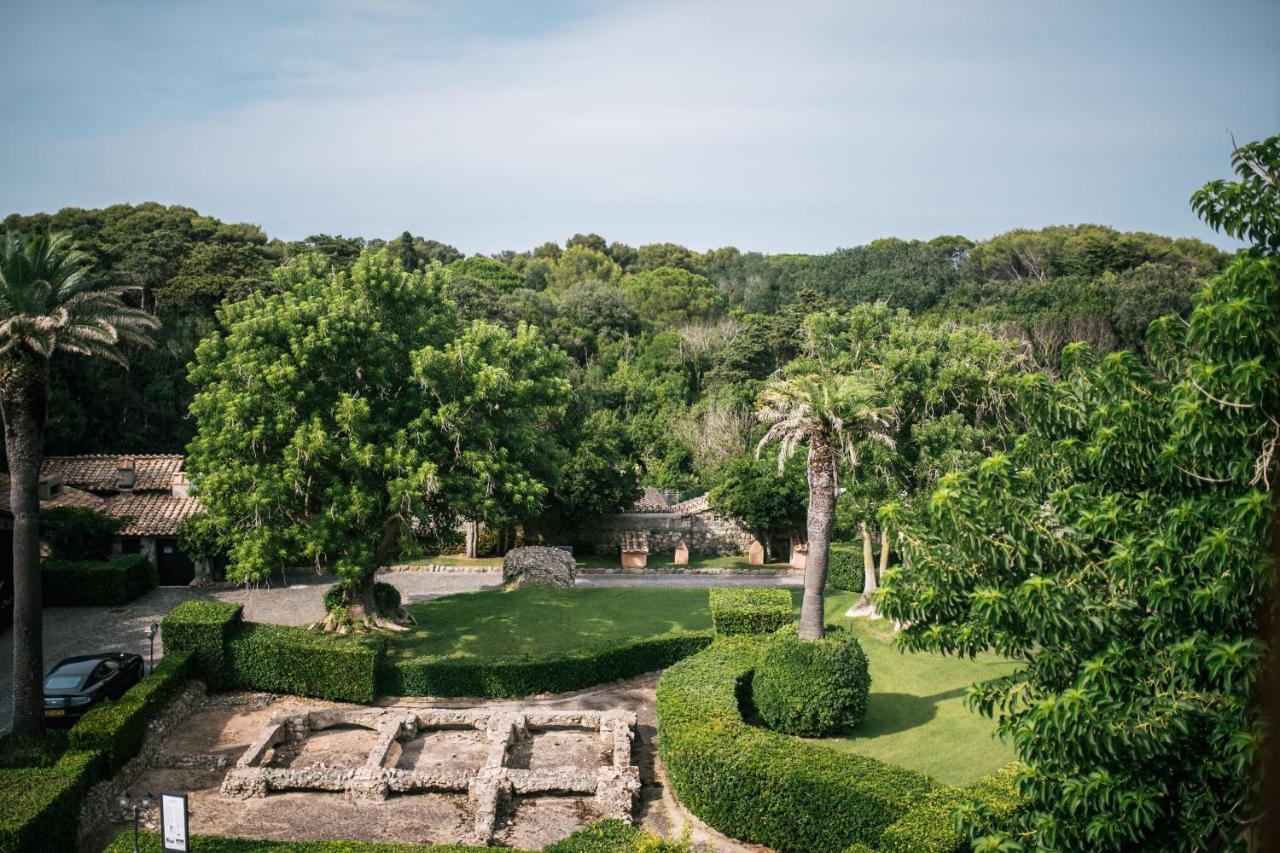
xmin=857 ymin=686 xmax=969 ymax=737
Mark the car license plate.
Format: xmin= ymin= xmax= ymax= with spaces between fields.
xmin=45 ymin=708 xmax=65 ymax=717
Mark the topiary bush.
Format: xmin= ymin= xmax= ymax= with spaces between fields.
xmin=40 ymin=506 xmax=120 ymax=561
xmin=161 ymin=600 xmax=244 ymax=688
xmin=709 ymin=587 xmax=792 ymax=635
xmin=0 ymin=749 xmax=103 ymax=852
xmin=826 ymin=542 xmax=863 ymax=592
xmin=657 ymin=636 xmax=933 ymax=852
xmin=875 ymin=763 xmax=1025 ymax=853
xmin=41 ymin=555 xmax=157 ymax=606
xmin=752 ymin=623 xmax=871 ymax=737
xmin=227 ymin=622 xmax=384 ymax=704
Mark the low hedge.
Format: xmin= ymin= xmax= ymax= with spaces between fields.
xmin=103 ymin=819 xmax=687 ymax=852
xmin=162 ymin=600 xmax=244 ymax=688
xmin=41 ymin=555 xmax=158 ymax=606
xmin=827 ymin=542 xmax=864 ymax=592
xmin=0 ymin=748 xmax=103 ymax=852
xmin=228 ymin=622 xmax=384 ymax=704
xmin=709 ymin=587 xmax=792 ymax=635
xmin=67 ymin=650 xmax=194 ymax=773
xmin=380 ymin=631 xmax=712 ymax=698
xmin=874 ymin=763 xmax=1024 ymax=853
xmin=656 ymin=636 xmax=935 ymax=852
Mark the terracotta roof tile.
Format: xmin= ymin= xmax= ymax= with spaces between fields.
xmin=40 ymin=455 xmax=184 ymax=493
xmin=671 ymin=493 xmax=710 ymax=515
xmin=0 ymin=477 xmax=108 ymax=515
xmin=104 ymin=493 xmax=203 ymax=537
xmin=628 ymin=486 xmax=673 ymax=514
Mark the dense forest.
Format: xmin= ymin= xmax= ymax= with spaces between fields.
xmin=1 ymin=205 xmax=1228 ymax=543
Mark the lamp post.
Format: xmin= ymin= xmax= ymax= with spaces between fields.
xmin=144 ymin=623 xmax=159 ymax=674
xmin=118 ymin=790 xmax=152 ymax=852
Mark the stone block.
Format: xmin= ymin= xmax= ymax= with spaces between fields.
xmin=502 ymin=546 xmax=577 ymax=588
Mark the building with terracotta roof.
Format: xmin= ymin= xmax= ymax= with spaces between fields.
xmin=0 ymin=454 xmax=205 ymax=586
xmin=579 ymin=487 xmax=759 ymax=560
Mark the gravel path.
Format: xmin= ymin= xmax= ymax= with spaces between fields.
xmin=1 ymin=568 xmax=797 ymax=734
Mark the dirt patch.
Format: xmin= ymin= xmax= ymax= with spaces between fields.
xmin=496 ymin=794 xmax=606 ymax=849
xmin=508 ymin=729 xmax=610 ymax=771
xmin=396 ymin=728 xmax=489 ymax=773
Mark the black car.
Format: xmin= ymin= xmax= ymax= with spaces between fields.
xmin=43 ymin=652 xmax=144 ymax=725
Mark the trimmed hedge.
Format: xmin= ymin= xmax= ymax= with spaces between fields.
xmin=874 ymin=763 xmax=1025 ymax=853
xmin=68 ymin=650 xmax=194 ymax=773
xmin=102 ymin=819 xmax=687 ymax=852
xmin=656 ymin=636 xmax=935 ymax=852
xmin=42 ymin=555 xmax=158 ymax=606
xmin=380 ymin=631 xmax=712 ymax=698
xmin=709 ymin=587 xmax=792 ymax=635
xmin=228 ymin=622 xmax=384 ymax=704
xmin=827 ymin=542 xmax=864 ymax=592
xmin=754 ymin=623 xmax=871 ymax=736
xmin=162 ymin=600 xmax=244 ymax=688
xmin=0 ymin=748 xmax=102 ymax=853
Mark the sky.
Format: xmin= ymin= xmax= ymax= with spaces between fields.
xmin=3 ymin=0 xmax=1277 ymax=255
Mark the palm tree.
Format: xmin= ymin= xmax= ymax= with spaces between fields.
xmin=757 ymin=373 xmax=894 ymax=640
xmin=0 ymin=231 xmax=159 ymax=735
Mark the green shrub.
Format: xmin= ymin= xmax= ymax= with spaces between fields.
xmin=753 ymin=623 xmax=871 ymax=737
xmin=41 ymin=555 xmax=157 ymax=606
xmin=228 ymin=622 xmax=384 ymax=704
xmin=322 ymin=581 xmax=402 ymax=614
xmin=546 ymin=818 xmax=689 ymax=852
xmin=40 ymin=506 xmax=120 ymax=561
xmin=67 ymin=651 xmax=193 ymax=773
xmin=656 ymin=636 xmax=934 ymax=852
xmin=876 ymin=764 xmax=1025 ymax=853
xmin=826 ymin=542 xmax=863 ymax=592
xmin=161 ymin=600 xmax=244 ymax=688
xmin=709 ymin=587 xmax=792 ymax=635
xmin=380 ymin=631 xmax=712 ymax=698
xmin=0 ymin=749 xmax=103 ymax=853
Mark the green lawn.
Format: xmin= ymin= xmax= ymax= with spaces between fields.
xmin=388 ymin=586 xmax=712 ymax=660
xmin=389 ymin=585 xmax=1016 ymax=785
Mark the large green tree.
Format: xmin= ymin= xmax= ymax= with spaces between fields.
xmin=877 ymin=139 xmax=1279 ymax=851
xmin=187 ymin=251 xmax=569 ymax=627
xmin=0 ymin=231 xmax=159 ymax=735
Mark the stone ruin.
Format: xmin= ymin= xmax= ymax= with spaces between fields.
xmin=501 ymin=546 xmax=577 ymax=588
xmin=220 ymin=706 xmax=638 ymax=845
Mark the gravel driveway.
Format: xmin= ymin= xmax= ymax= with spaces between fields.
xmin=1 ymin=567 xmax=798 ymax=734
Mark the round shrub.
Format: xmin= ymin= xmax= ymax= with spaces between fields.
xmin=323 ymin=581 xmax=401 ymax=614
xmin=752 ymin=623 xmax=871 ymax=737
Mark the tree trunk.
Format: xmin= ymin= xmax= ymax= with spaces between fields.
xmin=879 ymin=525 xmax=891 ymax=578
xmin=464 ymin=521 xmax=479 ymax=559
xmin=861 ymin=522 xmax=878 ymax=595
xmin=2 ymin=368 xmax=47 ymax=737
xmin=800 ymin=435 xmax=837 ymax=640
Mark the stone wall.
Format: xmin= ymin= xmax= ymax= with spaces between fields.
xmin=579 ymin=509 xmax=756 ymax=557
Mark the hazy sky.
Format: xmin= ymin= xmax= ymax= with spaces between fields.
xmin=3 ymin=0 xmax=1277 ymax=254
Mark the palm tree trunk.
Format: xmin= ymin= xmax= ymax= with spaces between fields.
xmin=879 ymin=525 xmax=891 ymax=577
xmin=861 ymin=522 xmax=877 ymax=595
xmin=800 ymin=435 xmax=837 ymax=640
xmin=2 ymin=369 xmax=47 ymax=736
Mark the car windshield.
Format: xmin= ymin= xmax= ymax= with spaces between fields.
xmin=45 ymin=675 xmax=82 ymax=690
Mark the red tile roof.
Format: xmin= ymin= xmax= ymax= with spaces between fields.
xmin=0 ymin=477 xmax=108 ymax=514
xmin=671 ymin=494 xmax=710 ymax=515
xmin=40 ymin=455 xmax=184 ymax=493
xmin=628 ymin=486 xmax=674 ymax=513
xmin=104 ymin=493 xmax=202 ymax=537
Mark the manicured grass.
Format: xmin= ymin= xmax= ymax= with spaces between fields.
xmin=400 ymin=553 xmax=503 ymax=567
xmin=819 ymin=589 xmax=1019 ymax=785
xmin=388 ymin=586 xmax=712 ymax=661
xmin=389 ymin=585 xmax=1016 ymax=785
xmin=405 ymin=552 xmax=792 ymax=571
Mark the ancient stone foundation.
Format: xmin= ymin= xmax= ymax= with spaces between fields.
xmin=221 ymin=706 xmax=639 ymax=845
